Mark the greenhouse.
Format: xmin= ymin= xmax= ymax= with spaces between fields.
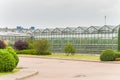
xmin=0 ymin=28 xmax=31 ymax=45
xmin=0 ymin=25 xmax=120 ymax=53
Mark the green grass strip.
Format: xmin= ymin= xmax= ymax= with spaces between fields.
xmin=46 ymin=53 xmax=99 ymax=60
xmin=19 ymin=53 xmax=100 ymax=60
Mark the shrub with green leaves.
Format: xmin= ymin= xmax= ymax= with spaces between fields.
xmin=25 ymin=38 xmax=34 ymax=49
xmin=33 ymin=39 xmax=51 ymax=55
xmin=0 ymin=49 xmax=16 ymax=72
xmin=14 ymin=40 xmax=28 ymax=50
xmin=43 ymin=51 xmax=52 ymax=55
xmin=113 ymin=52 xmax=120 ymax=61
xmin=0 ymin=40 xmax=6 ymax=49
xmin=16 ymin=49 xmax=37 ymax=55
xmin=64 ymin=44 xmax=76 ymax=56
xmin=100 ymin=49 xmax=115 ymax=61
xmin=114 ymin=52 xmax=120 ymax=58
xmin=6 ymin=47 xmax=19 ymax=67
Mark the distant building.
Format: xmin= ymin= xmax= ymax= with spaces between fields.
xmin=30 ymin=26 xmax=35 ymax=30
xmin=16 ymin=26 xmax=22 ymax=30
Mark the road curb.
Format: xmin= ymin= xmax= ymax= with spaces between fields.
xmin=16 ymin=70 xmax=39 ymax=80
xmin=19 ymin=55 xmax=120 ymax=64
xmin=0 ymin=69 xmax=39 ymax=80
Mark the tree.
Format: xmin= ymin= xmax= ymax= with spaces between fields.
xmin=118 ymin=27 xmax=120 ymax=51
xmin=33 ymin=39 xmax=51 ymax=55
xmin=14 ymin=40 xmax=28 ymax=50
xmin=64 ymin=44 xmax=76 ymax=56
xmin=25 ymin=38 xmax=34 ymax=49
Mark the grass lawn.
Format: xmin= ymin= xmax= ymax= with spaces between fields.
xmin=0 ymin=69 xmax=19 ymax=76
xmin=19 ymin=53 xmax=100 ymax=61
xmin=46 ymin=53 xmax=100 ymax=60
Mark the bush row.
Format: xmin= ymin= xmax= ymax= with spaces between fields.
xmin=16 ymin=49 xmax=51 ymax=55
xmin=100 ymin=49 xmax=120 ymax=61
xmin=15 ymin=39 xmax=52 ymax=55
xmin=0 ymin=39 xmax=52 ymax=55
xmin=16 ymin=49 xmax=37 ymax=55
xmin=0 ymin=39 xmax=77 ymax=55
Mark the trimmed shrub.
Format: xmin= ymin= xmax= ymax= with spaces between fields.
xmin=14 ymin=40 xmax=28 ymax=50
xmin=114 ymin=52 xmax=120 ymax=61
xmin=33 ymin=39 xmax=51 ymax=55
xmin=100 ymin=49 xmax=115 ymax=61
xmin=115 ymin=52 xmax=120 ymax=58
xmin=0 ymin=49 xmax=16 ymax=72
xmin=0 ymin=40 xmax=6 ymax=49
xmin=16 ymin=49 xmax=37 ymax=55
xmin=6 ymin=47 xmax=19 ymax=67
xmin=64 ymin=44 xmax=76 ymax=56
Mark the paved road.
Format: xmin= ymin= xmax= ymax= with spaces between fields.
xmin=18 ymin=57 xmax=120 ymax=80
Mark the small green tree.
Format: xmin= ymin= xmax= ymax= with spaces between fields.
xmin=118 ymin=27 xmax=120 ymax=51
xmin=64 ymin=44 xmax=76 ymax=56
xmin=33 ymin=39 xmax=51 ymax=55
xmin=25 ymin=38 xmax=34 ymax=49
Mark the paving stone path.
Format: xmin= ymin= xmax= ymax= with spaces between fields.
xmin=18 ymin=57 xmax=120 ymax=80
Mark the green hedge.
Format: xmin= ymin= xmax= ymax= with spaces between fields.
xmin=100 ymin=50 xmax=120 ymax=61
xmin=16 ymin=49 xmax=52 ymax=55
xmin=39 ymin=51 xmax=52 ymax=55
xmin=16 ymin=49 xmax=37 ymax=55
xmin=100 ymin=49 xmax=115 ymax=61
xmin=115 ymin=52 xmax=120 ymax=58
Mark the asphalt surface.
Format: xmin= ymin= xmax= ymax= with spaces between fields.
xmin=17 ymin=57 xmax=120 ymax=80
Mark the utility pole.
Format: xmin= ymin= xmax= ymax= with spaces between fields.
xmin=105 ymin=16 xmax=106 ymax=25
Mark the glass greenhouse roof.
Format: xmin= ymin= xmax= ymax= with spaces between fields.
xmin=0 ymin=31 xmax=30 ymax=37
xmin=0 ymin=25 xmax=119 ymax=36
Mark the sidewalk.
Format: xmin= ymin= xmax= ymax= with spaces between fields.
xmin=0 ymin=68 xmax=38 ymax=80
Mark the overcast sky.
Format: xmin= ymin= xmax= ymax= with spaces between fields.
xmin=0 ymin=0 xmax=120 ymax=28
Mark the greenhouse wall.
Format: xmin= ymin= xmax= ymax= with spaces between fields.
xmin=33 ymin=25 xmax=119 ymax=54
xmin=0 ymin=25 xmax=119 ymax=54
